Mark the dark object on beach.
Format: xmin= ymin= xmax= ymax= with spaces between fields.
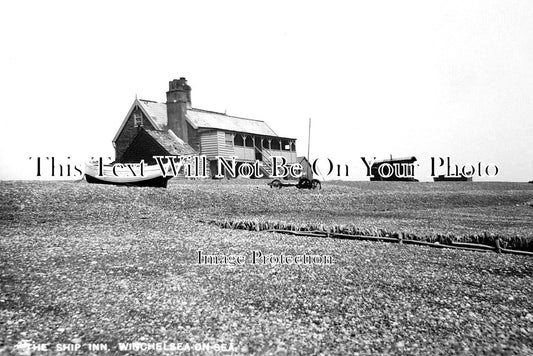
xmin=268 ymin=177 xmax=321 ymax=190
xmin=84 ymin=174 xmax=170 ymax=188
xmin=434 ymin=175 xmax=473 ymax=182
xmin=370 ymin=156 xmax=419 ymax=182
xmin=84 ymin=161 xmax=171 ymax=188
xmin=529 ymin=180 xmax=533 ymax=184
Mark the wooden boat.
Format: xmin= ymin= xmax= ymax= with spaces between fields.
xmin=84 ymin=160 xmax=173 ymax=188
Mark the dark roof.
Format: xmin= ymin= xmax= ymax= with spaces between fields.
xmin=144 ymin=129 xmax=197 ymax=156
xmin=138 ymin=99 xmax=282 ymax=137
xmin=138 ymin=100 xmax=167 ymax=130
xmin=187 ymin=108 xmax=278 ymax=137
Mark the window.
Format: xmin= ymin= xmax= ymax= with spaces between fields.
xmin=225 ymin=133 xmax=233 ymax=146
xmin=133 ymin=112 xmax=143 ymax=127
xmin=245 ymin=137 xmax=253 ymax=148
xmin=234 ymin=135 xmax=244 ymax=146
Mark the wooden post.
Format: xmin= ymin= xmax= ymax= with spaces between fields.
xmin=307 ymin=118 xmax=311 ymax=161
xmin=495 ymin=237 xmax=502 ymax=253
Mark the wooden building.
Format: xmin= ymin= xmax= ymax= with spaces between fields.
xmin=297 ymin=156 xmax=314 ymax=180
xmin=113 ymin=78 xmax=298 ymax=177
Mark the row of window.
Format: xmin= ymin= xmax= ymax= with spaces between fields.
xmin=225 ymin=133 xmax=295 ymax=151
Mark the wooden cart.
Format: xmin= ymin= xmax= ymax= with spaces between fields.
xmin=268 ymin=177 xmax=321 ymax=190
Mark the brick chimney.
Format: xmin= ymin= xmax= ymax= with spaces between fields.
xmin=166 ymin=77 xmax=191 ymax=142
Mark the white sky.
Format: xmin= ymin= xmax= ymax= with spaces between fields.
xmin=1 ymin=0 xmax=532 ymax=181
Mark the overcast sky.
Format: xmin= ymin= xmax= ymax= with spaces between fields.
xmin=1 ymin=0 xmax=532 ymax=181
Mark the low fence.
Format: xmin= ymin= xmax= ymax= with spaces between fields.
xmin=204 ymin=219 xmax=533 ymax=257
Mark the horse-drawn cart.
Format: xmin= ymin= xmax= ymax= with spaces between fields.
xmin=268 ymin=177 xmax=321 ymax=190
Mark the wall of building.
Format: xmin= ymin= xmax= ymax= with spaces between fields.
xmin=233 ymin=146 xmax=255 ymax=161
xmin=217 ymin=131 xmax=235 ymax=158
xmin=115 ymin=111 xmax=155 ymax=162
xmin=199 ymin=130 xmax=219 ymax=159
xmin=264 ymin=148 xmax=297 ymax=164
xmin=187 ymin=122 xmax=200 ymax=152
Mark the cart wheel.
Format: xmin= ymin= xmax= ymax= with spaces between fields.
xmin=311 ymin=179 xmax=321 ymax=190
xmin=297 ymin=178 xmax=312 ymax=189
xmin=269 ymin=179 xmax=282 ymax=189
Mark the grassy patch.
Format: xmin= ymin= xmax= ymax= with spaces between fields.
xmin=206 ymin=218 xmax=533 ymax=252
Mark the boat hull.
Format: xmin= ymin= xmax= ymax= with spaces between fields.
xmin=84 ymin=162 xmax=172 ymax=188
xmin=85 ymin=173 xmax=170 ymax=188
xmin=433 ymin=175 xmax=472 ymax=182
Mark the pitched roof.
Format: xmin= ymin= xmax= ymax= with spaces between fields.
xmin=138 ymin=100 xmax=167 ymax=130
xmin=187 ymin=108 xmax=278 ymax=136
xmin=137 ymin=100 xmax=281 ymax=137
xmin=297 ymin=156 xmax=308 ymax=162
xmin=144 ymin=129 xmax=197 ymax=156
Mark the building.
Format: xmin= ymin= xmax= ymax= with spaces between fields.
xmin=113 ymin=78 xmax=298 ymax=177
xmin=297 ymin=156 xmax=314 ymax=180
